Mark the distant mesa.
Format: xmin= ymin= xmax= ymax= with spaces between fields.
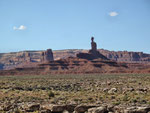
xmin=1 ymin=36 xmax=150 ymax=75
xmin=77 ymin=37 xmax=108 ymax=60
xmin=0 ymin=49 xmax=54 ymax=70
xmin=1 ymin=36 xmax=150 ymax=73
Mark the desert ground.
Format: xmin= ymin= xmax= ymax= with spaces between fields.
xmin=0 ymin=74 xmax=150 ymax=113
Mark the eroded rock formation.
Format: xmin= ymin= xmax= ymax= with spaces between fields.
xmin=0 ymin=49 xmax=54 ymax=70
xmin=41 ymin=49 xmax=54 ymax=62
xmin=98 ymin=50 xmax=150 ymax=63
xmin=0 ymin=38 xmax=150 ymax=70
xmin=1 ymin=56 xmax=150 ymax=75
xmin=77 ymin=37 xmax=108 ymax=60
xmin=90 ymin=37 xmax=97 ymax=52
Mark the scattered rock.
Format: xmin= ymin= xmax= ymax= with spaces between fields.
xmin=127 ymin=88 xmax=135 ymax=92
xmin=40 ymin=109 xmax=51 ymax=113
xmin=103 ymin=88 xmax=109 ymax=92
xmin=63 ymin=110 xmax=70 ymax=113
xmin=124 ymin=106 xmax=150 ymax=113
xmin=138 ymin=88 xmax=148 ymax=92
xmin=88 ymin=106 xmax=107 ymax=113
xmin=3 ymin=104 xmax=12 ymax=111
xmin=107 ymin=104 xmax=114 ymax=112
xmin=136 ymin=106 xmax=150 ymax=113
xmin=65 ymin=104 xmax=76 ymax=112
xmin=25 ymin=103 xmax=40 ymax=112
xmin=107 ymin=82 xmax=111 ymax=85
xmin=49 ymin=104 xmax=66 ymax=112
xmin=74 ymin=105 xmax=96 ymax=113
xmin=108 ymin=88 xmax=117 ymax=94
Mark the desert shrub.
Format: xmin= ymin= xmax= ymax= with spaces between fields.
xmin=123 ymin=94 xmax=129 ymax=101
xmin=147 ymin=101 xmax=150 ymax=105
xmin=131 ymin=98 xmax=137 ymax=103
xmin=25 ymin=87 xmax=33 ymax=91
xmin=73 ymin=98 xmax=80 ymax=102
xmin=112 ymin=101 xmax=121 ymax=105
xmin=14 ymin=108 xmax=22 ymax=113
xmin=48 ymin=91 xmax=55 ymax=98
xmin=140 ymin=99 xmax=147 ymax=104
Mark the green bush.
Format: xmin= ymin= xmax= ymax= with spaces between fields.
xmin=48 ymin=91 xmax=55 ymax=98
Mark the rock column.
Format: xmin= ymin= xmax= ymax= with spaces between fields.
xmin=41 ymin=49 xmax=54 ymax=62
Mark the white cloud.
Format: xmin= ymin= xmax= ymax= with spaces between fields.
xmin=109 ymin=11 xmax=118 ymax=17
xmin=13 ymin=25 xmax=26 ymax=30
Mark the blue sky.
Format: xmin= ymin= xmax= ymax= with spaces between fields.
xmin=0 ymin=0 xmax=150 ymax=53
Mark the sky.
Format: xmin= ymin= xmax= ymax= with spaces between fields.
xmin=0 ymin=0 xmax=150 ymax=53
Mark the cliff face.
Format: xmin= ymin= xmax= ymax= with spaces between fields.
xmin=99 ymin=49 xmax=150 ymax=63
xmin=53 ymin=49 xmax=150 ymax=63
xmin=0 ymin=49 xmax=54 ymax=70
xmin=0 ymin=49 xmax=150 ymax=70
xmin=1 ymin=57 xmax=150 ymax=75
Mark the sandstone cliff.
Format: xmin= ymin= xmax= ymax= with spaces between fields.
xmin=99 ymin=49 xmax=150 ymax=63
xmin=53 ymin=49 xmax=150 ymax=63
xmin=0 ymin=49 xmax=150 ymax=70
xmin=0 ymin=49 xmax=54 ymax=70
xmin=1 ymin=57 xmax=150 ymax=75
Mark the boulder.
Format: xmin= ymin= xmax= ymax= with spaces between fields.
xmin=63 ymin=110 xmax=70 ymax=113
xmin=25 ymin=103 xmax=40 ymax=112
xmin=65 ymin=104 xmax=76 ymax=112
xmin=108 ymin=88 xmax=117 ymax=94
xmin=45 ymin=104 xmax=66 ymax=112
xmin=124 ymin=106 xmax=150 ymax=113
xmin=40 ymin=109 xmax=51 ymax=113
xmin=41 ymin=104 xmax=76 ymax=113
xmin=2 ymin=104 xmax=12 ymax=111
xmin=103 ymin=88 xmax=109 ymax=92
xmin=136 ymin=106 xmax=150 ymax=113
xmin=88 ymin=106 xmax=107 ymax=113
xmin=74 ymin=105 xmax=97 ymax=113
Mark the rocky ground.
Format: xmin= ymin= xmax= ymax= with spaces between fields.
xmin=0 ymin=74 xmax=150 ymax=113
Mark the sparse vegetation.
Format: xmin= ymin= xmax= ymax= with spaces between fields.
xmin=0 ymin=73 xmax=150 ymax=112
xmin=48 ymin=91 xmax=55 ymax=98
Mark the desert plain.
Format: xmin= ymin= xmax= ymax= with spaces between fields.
xmin=0 ymin=73 xmax=150 ymax=113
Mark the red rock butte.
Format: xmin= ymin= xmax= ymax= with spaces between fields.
xmin=0 ymin=37 xmax=150 ymax=75
xmin=77 ymin=37 xmax=108 ymax=60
